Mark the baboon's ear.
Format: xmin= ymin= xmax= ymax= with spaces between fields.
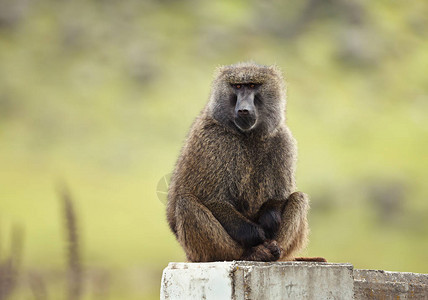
xmin=213 ymin=65 xmax=229 ymax=80
xmin=268 ymin=65 xmax=283 ymax=78
xmin=267 ymin=64 xmax=287 ymax=93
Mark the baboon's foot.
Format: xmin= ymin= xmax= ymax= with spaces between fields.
xmin=241 ymin=240 xmax=282 ymax=262
xmin=294 ymin=256 xmax=327 ymax=262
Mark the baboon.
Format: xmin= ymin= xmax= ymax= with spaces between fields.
xmin=167 ymin=62 xmax=325 ymax=262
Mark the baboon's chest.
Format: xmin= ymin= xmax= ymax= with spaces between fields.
xmin=228 ymin=149 xmax=284 ymax=217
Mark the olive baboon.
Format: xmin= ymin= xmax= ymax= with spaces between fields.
xmin=167 ymin=62 xmax=325 ymax=262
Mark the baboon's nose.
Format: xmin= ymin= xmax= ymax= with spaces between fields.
xmin=238 ymin=109 xmax=249 ymax=116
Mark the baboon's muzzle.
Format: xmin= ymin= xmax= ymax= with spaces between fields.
xmin=234 ymin=92 xmax=257 ymax=131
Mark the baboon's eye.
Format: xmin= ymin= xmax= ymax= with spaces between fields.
xmin=235 ymin=84 xmax=241 ymax=89
xmin=249 ymin=84 xmax=255 ymax=88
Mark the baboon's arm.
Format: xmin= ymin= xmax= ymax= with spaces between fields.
xmin=205 ymin=201 xmax=266 ymax=248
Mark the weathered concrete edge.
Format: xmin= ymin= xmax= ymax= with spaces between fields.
xmin=354 ymin=268 xmax=428 ymax=284
xmin=167 ymin=261 xmax=353 ymax=270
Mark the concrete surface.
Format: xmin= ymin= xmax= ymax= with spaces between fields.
xmin=161 ymin=261 xmax=428 ymax=299
xmin=160 ymin=261 xmax=354 ymax=299
xmin=354 ymin=269 xmax=428 ymax=299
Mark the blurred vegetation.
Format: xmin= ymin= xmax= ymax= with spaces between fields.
xmin=0 ymin=0 xmax=427 ymax=299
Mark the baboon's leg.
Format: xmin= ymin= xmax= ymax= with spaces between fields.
xmin=174 ymin=195 xmax=244 ymax=262
xmin=276 ymin=191 xmax=309 ymax=260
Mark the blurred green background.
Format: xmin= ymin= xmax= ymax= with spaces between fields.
xmin=0 ymin=0 xmax=427 ymax=299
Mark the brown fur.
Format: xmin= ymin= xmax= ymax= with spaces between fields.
xmin=167 ymin=62 xmax=316 ymax=262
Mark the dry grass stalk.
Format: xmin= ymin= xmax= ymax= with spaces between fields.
xmin=0 ymin=225 xmax=24 ymax=300
xmin=59 ymin=186 xmax=83 ymax=300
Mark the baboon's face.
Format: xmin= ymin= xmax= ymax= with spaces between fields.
xmin=209 ymin=64 xmax=286 ymax=134
xmin=229 ymin=83 xmax=260 ymax=131
xmin=223 ymin=77 xmax=284 ymax=134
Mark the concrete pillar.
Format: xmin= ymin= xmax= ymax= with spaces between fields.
xmin=160 ymin=261 xmax=355 ymax=299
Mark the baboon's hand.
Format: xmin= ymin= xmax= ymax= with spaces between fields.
xmin=240 ymin=240 xmax=282 ymax=262
xmin=263 ymin=240 xmax=282 ymax=261
xmin=258 ymin=207 xmax=281 ymax=240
